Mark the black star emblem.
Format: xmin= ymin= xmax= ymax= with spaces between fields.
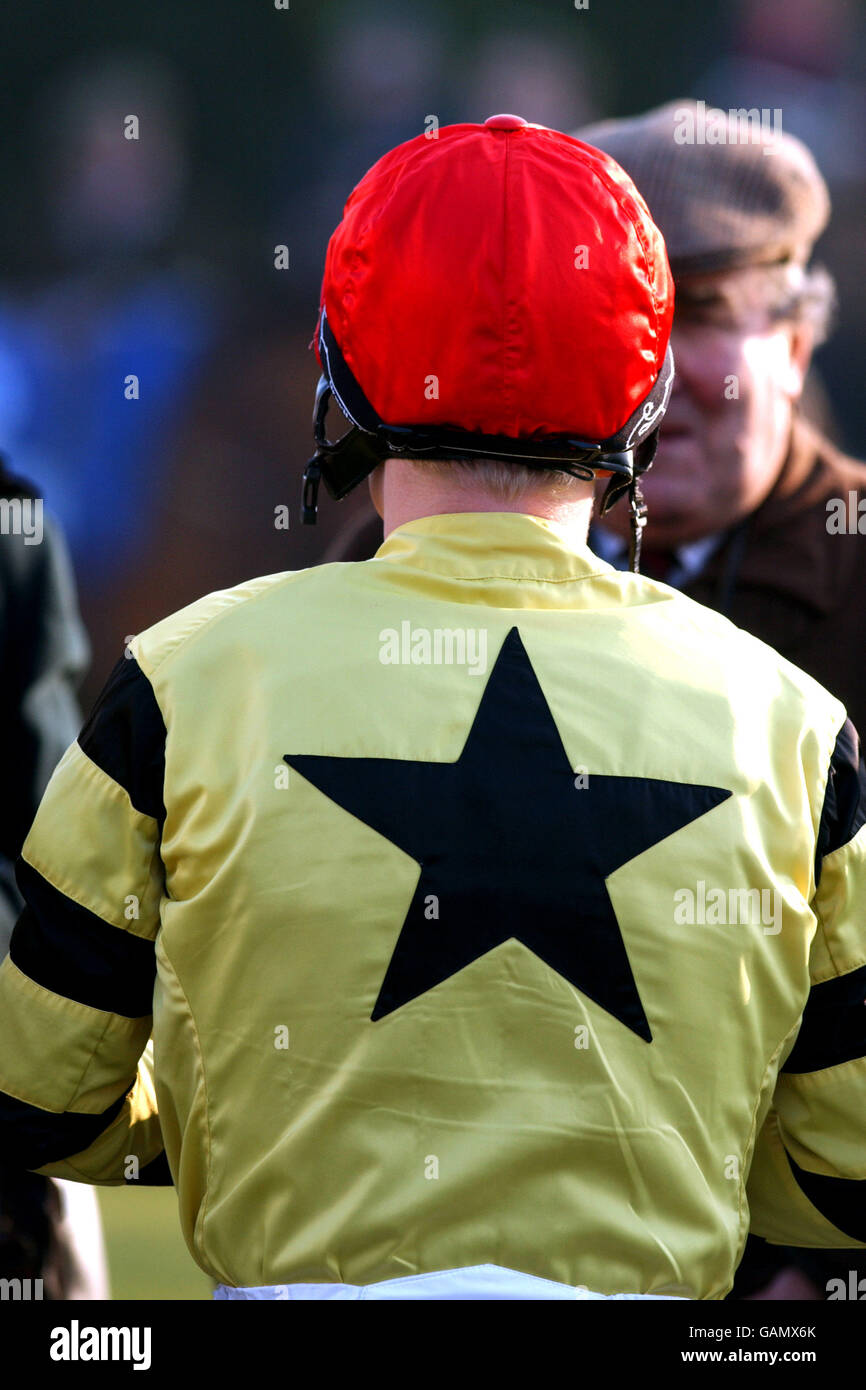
xmin=284 ymin=628 xmax=730 ymax=1039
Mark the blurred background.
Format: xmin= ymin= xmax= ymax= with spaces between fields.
xmin=0 ymin=0 xmax=863 ymax=1297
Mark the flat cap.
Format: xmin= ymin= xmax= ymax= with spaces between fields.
xmin=576 ymin=100 xmax=831 ymax=277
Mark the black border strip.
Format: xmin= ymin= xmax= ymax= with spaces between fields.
xmin=783 ymin=963 xmax=866 ymax=1074
xmin=786 ymin=1148 xmax=866 ymax=1243
xmin=78 ymin=655 xmax=167 ymax=826
xmin=12 ymin=861 xmax=156 ymax=1018
xmin=0 ymin=1086 xmax=127 ymax=1169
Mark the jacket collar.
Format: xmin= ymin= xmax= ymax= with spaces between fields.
xmin=372 ymin=512 xmax=613 ymax=584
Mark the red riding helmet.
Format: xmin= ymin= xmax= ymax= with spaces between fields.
xmin=303 ymin=114 xmax=675 ymax=570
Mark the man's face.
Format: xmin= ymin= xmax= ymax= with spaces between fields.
xmin=602 ymin=266 xmax=811 ymax=548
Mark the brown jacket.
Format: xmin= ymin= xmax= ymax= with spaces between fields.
xmin=683 ymin=417 xmax=866 ymax=735
xmin=323 ymin=417 xmax=866 ymax=734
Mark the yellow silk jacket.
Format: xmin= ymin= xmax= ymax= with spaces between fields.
xmin=1 ymin=513 xmax=864 ymax=1297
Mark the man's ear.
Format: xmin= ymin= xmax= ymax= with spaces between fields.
xmin=368 ymin=463 xmax=385 ymax=518
xmin=784 ymin=321 xmax=815 ymax=400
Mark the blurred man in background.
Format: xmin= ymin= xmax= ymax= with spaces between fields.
xmin=577 ymin=100 xmax=866 ymax=738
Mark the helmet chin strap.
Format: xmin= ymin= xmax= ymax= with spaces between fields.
xmin=627 ymin=476 xmax=648 ymax=574
xmin=598 ymin=469 xmax=646 ymax=573
xmin=597 ymin=429 xmax=659 ymax=574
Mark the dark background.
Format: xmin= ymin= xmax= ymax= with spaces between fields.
xmin=0 ymin=0 xmax=863 ymax=700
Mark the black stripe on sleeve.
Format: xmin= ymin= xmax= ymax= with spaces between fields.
xmin=11 ymin=860 xmax=156 ymax=1018
xmin=127 ymin=1151 xmax=173 ymax=1186
xmin=77 ymin=654 xmax=167 ymax=826
xmin=783 ymin=963 xmax=866 ymax=1074
xmin=0 ymin=1086 xmax=128 ymax=1169
xmin=785 ymin=1149 xmax=866 ymax=1243
xmin=815 ymin=719 xmax=866 ymax=887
